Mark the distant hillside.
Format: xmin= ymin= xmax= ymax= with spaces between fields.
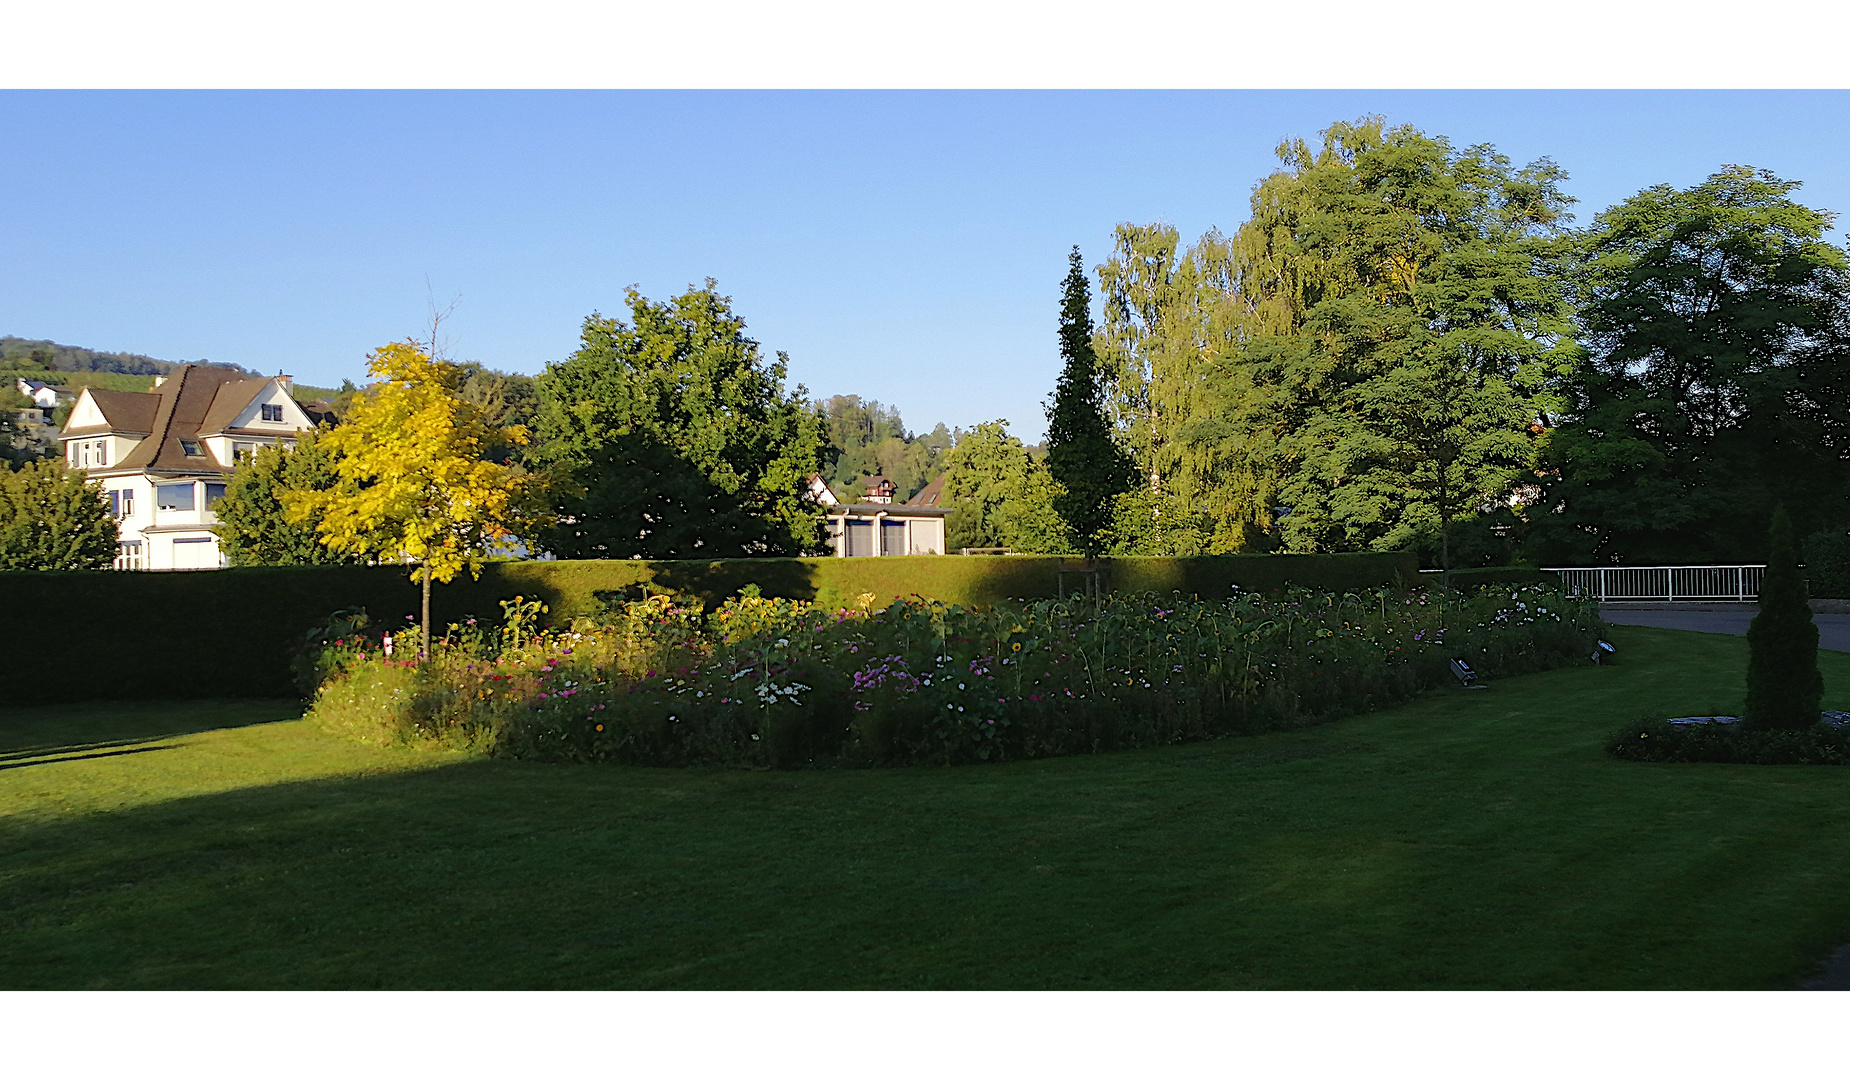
xmin=1 ymin=336 xmax=260 ymax=380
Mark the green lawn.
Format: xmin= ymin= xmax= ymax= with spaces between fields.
xmin=4 ymin=624 xmax=1849 ymax=989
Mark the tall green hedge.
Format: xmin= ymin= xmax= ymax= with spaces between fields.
xmin=1 ymin=551 xmax=1414 ymax=705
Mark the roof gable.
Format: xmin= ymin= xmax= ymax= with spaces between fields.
xmin=68 ymin=387 xmax=159 ymax=435
xmin=116 ymin=365 xmax=257 ymax=472
xmin=199 ymin=377 xmax=317 ymax=435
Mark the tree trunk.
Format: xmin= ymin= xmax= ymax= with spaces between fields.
xmin=1440 ymin=509 xmax=1451 ymax=592
xmin=1438 ymin=456 xmax=1453 ymax=593
xmin=420 ymin=560 xmax=432 ymax=660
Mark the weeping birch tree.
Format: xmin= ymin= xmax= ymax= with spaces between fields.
xmin=1099 ymin=118 xmax=1578 ymax=561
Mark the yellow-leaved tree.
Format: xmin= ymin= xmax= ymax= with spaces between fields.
xmin=285 ymin=341 xmax=545 ymax=658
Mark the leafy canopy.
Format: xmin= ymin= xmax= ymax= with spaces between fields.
xmin=534 ymin=283 xmax=830 ymax=559
xmin=1214 ymin=118 xmax=1578 ymax=556
xmin=1531 ymin=166 xmax=1850 ymax=564
xmin=212 ymin=428 xmax=368 ymax=567
xmin=1094 ymin=118 xmax=1576 ymax=558
xmin=941 ymin=421 xmax=1069 ymax=554
xmin=0 ymin=458 xmax=117 ymax=570
xmin=284 ymin=341 xmax=540 ymax=585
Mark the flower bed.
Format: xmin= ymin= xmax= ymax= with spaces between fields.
xmin=303 ymin=584 xmax=1604 ymax=768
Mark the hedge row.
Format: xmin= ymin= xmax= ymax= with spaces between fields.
xmin=1 ymin=550 xmax=1415 ymax=705
xmin=1424 ymin=566 xmax=1563 ymax=589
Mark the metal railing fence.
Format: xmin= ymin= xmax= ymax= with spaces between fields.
xmin=1541 ymin=565 xmax=1767 ymax=602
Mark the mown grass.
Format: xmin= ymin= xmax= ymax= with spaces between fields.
xmin=2 ymin=624 xmax=1848 ymax=989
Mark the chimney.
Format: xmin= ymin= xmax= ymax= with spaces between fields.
xmin=276 ymin=370 xmax=294 ymax=392
xmin=152 ymin=375 xmax=166 ymax=388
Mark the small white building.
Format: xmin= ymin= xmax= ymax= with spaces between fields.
xmin=59 ymin=365 xmax=321 ymax=570
xmin=15 ymin=379 xmax=69 ymax=422
xmin=823 ymin=475 xmax=951 ymax=557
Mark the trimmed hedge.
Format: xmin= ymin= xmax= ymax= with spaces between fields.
xmin=1428 ymin=566 xmax=1562 ymax=590
xmin=1606 ymin=718 xmax=1850 ymax=765
xmin=1 ymin=550 xmax=1415 ymax=705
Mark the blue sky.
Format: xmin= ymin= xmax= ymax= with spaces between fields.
xmin=4 ymin=90 xmax=1849 ymax=441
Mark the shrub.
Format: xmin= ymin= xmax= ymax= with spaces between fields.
xmin=304 ymin=583 xmax=1603 ymax=769
xmin=1745 ymin=507 xmax=1824 ymax=731
xmin=1803 ymin=529 xmax=1850 ymax=599
xmin=1607 ymin=718 xmax=1850 ymax=765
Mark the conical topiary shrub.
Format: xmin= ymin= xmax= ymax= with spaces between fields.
xmin=1745 ymin=505 xmax=1824 ymax=731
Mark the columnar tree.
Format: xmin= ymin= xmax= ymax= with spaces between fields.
xmin=1745 ymin=505 xmax=1824 ymax=730
xmin=534 ymin=283 xmax=831 ymax=559
xmin=285 ymin=341 xmax=543 ymax=657
xmin=1045 ymin=247 xmax=1135 ymax=556
xmin=0 ymin=458 xmax=117 ymax=570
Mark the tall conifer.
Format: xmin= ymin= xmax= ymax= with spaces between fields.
xmin=1046 ymin=247 xmax=1135 ymax=556
xmin=1745 ymin=505 xmax=1824 ymax=730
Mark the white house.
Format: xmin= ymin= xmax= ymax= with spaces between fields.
xmin=59 ymin=365 xmax=320 ymax=570
xmin=15 ymin=379 xmax=69 ymax=423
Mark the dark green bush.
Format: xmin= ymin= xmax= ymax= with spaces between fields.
xmin=1607 ymin=718 xmax=1850 ymax=765
xmin=1746 ymin=507 xmax=1824 ymax=731
xmin=1804 ymin=529 xmax=1850 ymax=599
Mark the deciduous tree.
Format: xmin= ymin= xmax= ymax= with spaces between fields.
xmin=212 ymin=428 xmax=367 ymax=567
xmin=1530 ymin=166 xmax=1850 ymax=564
xmin=1206 ymin=118 xmax=1578 ymax=559
xmin=0 ymin=458 xmax=117 ymax=570
xmin=534 ymin=283 xmax=830 ymax=559
xmin=285 ymin=342 xmax=543 ymax=656
xmin=941 ymin=421 xmax=1068 ymax=554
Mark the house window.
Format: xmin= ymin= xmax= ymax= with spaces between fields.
xmin=157 ymin=483 xmax=196 ymax=511
xmin=260 ymin=403 xmax=284 ymax=422
xmin=234 ymin=442 xmax=258 ymax=462
xmin=179 ymin=439 xmax=203 ymax=457
xmin=115 ymin=541 xmax=143 ymax=571
xmin=93 ymin=440 xmax=107 ymax=467
xmin=204 ymin=483 xmax=227 ymax=509
xmin=118 ymin=488 xmax=134 ymax=518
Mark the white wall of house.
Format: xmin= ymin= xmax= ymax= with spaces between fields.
xmin=100 ymin=475 xmax=233 ymax=570
xmin=826 ymin=509 xmax=948 ymax=556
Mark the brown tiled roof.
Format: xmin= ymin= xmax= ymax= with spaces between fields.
xmin=83 ymin=388 xmax=160 ymax=435
xmin=196 ymin=378 xmax=269 ymax=436
xmin=117 ymin=365 xmax=258 ymax=474
xmin=906 ymin=475 xmax=947 ymax=507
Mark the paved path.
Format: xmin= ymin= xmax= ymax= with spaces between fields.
xmin=1600 ymin=604 xmax=1850 ymax=653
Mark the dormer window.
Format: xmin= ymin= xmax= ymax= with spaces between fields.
xmin=260 ymin=403 xmax=284 ymax=422
xmin=180 ymin=439 xmax=203 ymax=457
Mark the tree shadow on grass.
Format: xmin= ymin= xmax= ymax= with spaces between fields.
xmin=0 ymin=698 xmax=305 ymax=757
xmin=4 ymin=731 xmax=1850 ymax=992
